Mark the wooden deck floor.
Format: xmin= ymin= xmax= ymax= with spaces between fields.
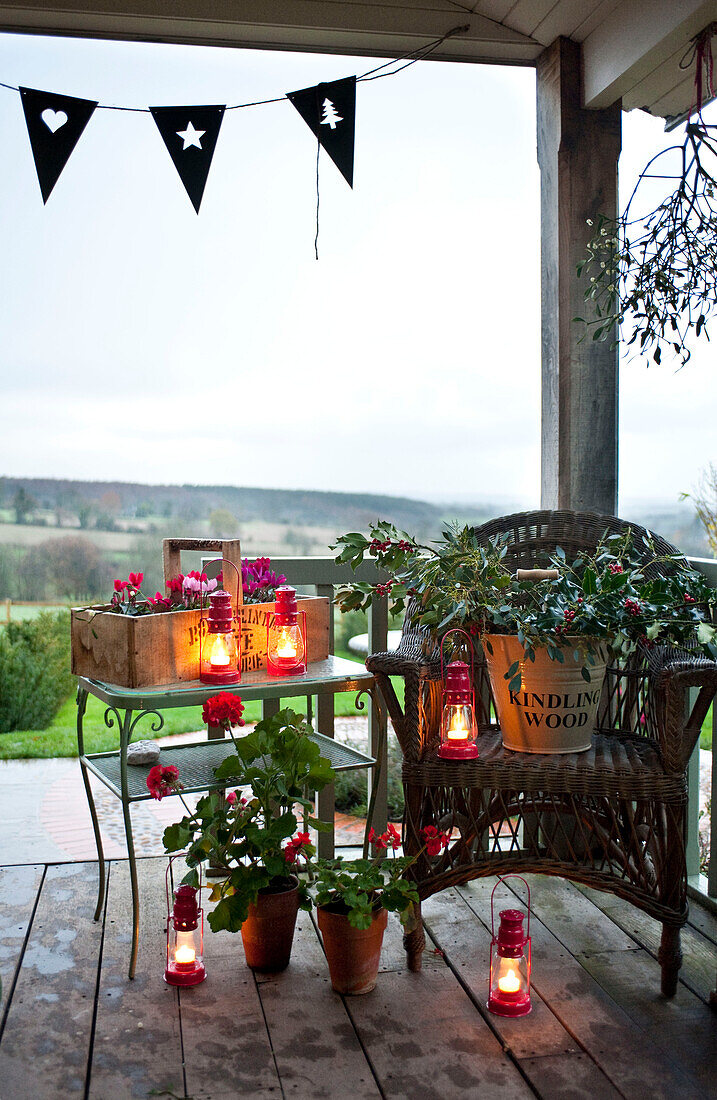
xmin=0 ymin=858 xmax=715 ymax=1099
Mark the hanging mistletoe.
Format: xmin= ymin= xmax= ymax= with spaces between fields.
xmin=578 ymin=24 xmax=717 ymax=367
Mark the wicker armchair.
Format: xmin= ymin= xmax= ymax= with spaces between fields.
xmin=366 ymin=510 xmax=717 ymax=996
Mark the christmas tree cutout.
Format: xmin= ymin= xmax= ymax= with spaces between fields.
xmin=321 ymin=98 xmax=343 ymax=130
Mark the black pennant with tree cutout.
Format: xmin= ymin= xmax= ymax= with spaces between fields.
xmin=286 ymin=76 xmax=356 ymax=187
xmin=20 ymin=87 xmax=97 ymax=203
xmin=150 ymin=105 xmax=225 ymax=213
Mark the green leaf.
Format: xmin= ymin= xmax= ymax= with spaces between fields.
xmin=508 ymin=673 xmax=522 ymax=693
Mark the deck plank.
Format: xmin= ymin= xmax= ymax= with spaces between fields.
xmin=180 ymin=905 xmax=284 ymax=1099
xmin=0 ymin=864 xmax=44 ymax=1029
xmin=574 ymin=883 xmax=717 ymax=1002
xmin=453 ymin=876 xmax=705 ymax=1100
xmin=255 ymin=911 xmax=381 ymax=1098
xmin=348 ymin=965 xmax=534 ymax=1099
xmin=89 ymin=858 xmax=185 ymax=1100
xmin=0 ymin=862 xmax=102 ymax=1099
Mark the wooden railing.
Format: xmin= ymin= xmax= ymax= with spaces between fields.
xmin=687 ymin=556 xmax=717 ymax=910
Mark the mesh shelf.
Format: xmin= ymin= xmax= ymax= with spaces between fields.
xmin=83 ymin=731 xmax=375 ymax=801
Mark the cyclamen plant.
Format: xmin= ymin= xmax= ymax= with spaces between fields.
xmin=108 ymin=569 xmax=218 ymax=616
xmin=309 ymin=823 xmax=450 ymax=930
xmin=242 ymin=556 xmax=287 ymax=604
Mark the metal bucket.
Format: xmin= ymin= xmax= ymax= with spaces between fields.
xmin=482 ymin=635 xmax=608 ymax=754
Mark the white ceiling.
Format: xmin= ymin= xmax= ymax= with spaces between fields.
xmin=0 ymin=0 xmax=715 ymax=120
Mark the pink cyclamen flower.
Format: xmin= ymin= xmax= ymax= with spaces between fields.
xmin=128 ymin=572 xmax=144 ymax=588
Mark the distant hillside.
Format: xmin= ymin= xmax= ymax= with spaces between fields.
xmin=0 ymin=476 xmax=444 ymax=539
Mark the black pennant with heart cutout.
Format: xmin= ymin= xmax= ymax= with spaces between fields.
xmin=287 ymin=76 xmax=356 ymax=187
xmin=150 ymin=105 xmax=226 ymax=213
xmin=20 ymin=87 xmax=97 ymax=203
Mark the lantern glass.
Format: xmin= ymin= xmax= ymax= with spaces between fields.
xmin=439 ymin=702 xmax=478 ymax=759
xmin=488 ymin=934 xmax=531 ymax=1016
xmin=267 ymin=617 xmax=307 ymax=676
xmin=200 ymin=628 xmax=240 ymax=684
xmin=165 ymin=884 xmax=206 ymax=987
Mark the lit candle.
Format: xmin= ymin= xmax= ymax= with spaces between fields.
xmin=446 ymin=714 xmax=469 ymax=741
xmin=175 ymin=944 xmax=196 ymax=966
xmin=209 ymin=635 xmax=231 ymax=667
xmin=276 ymin=628 xmax=298 ymax=659
xmin=498 ymin=967 xmax=520 ymax=994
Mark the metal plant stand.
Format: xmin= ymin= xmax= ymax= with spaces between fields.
xmin=75 ymin=658 xmax=384 ymax=978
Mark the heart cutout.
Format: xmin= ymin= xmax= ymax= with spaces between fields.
xmin=41 ymin=109 xmax=68 ymax=133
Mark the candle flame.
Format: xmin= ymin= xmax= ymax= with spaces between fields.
xmin=498 ymin=967 xmax=520 ymax=994
xmin=276 ymin=627 xmax=298 ymax=659
xmin=175 ymin=944 xmax=196 ymax=965
xmin=446 ymin=714 xmax=469 ymax=741
xmin=209 ymin=634 xmax=231 ymax=667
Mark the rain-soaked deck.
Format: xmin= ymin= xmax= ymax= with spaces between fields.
xmin=0 ymin=858 xmax=715 ymax=1099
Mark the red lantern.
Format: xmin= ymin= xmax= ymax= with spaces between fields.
xmin=165 ymin=861 xmax=206 ymax=987
xmin=488 ymin=876 xmax=532 ymax=1017
xmin=438 ymin=628 xmax=479 ymax=760
xmin=200 ymin=559 xmax=241 ymax=685
xmin=267 ymin=585 xmax=307 ymax=677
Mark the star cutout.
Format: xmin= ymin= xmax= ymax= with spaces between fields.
xmin=176 ymin=121 xmax=205 ymax=150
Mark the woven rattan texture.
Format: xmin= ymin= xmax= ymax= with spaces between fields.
xmin=368 ymin=509 xmax=717 ymax=995
xmin=403 ymin=731 xmax=686 ymax=799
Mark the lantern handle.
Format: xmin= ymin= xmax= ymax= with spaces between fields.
xmin=202 ymin=557 xmax=242 ymax=618
xmin=490 ymin=874 xmax=531 ymax=943
xmin=439 ymin=626 xmax=475 ymax=682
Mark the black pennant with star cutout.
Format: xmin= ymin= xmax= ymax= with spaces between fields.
xmin=150 ymin=105 xmax=225 ymax=213
xmin=287 ymin=76 xmax=356 ymax=187
xmin=20 ymin=87 xmax=97 ymax=203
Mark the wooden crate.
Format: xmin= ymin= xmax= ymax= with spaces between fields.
xmin=71 ymin=596 xmax=330 ymax=689
xmin=70 ymin=536 xmax=330 ymax=688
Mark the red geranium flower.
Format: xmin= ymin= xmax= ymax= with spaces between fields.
xmin=421 ymin=825 xmax=450 ymax=857
xmin=283 ymin=831 xmax=312 ymax=864
xmin=202 ymin=693 xmax=246 ymax=730
xmin=146 ymin=764 xmax=182 ymax=801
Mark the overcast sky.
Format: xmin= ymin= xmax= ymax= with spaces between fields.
xmin=0 ymin=31 xmax=714 ymax=508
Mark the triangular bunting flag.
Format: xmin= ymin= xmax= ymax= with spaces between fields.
xmin=150 ymin=105 xmax=226 ymax=213
xmin=19 ymin=87 xmax=97 ymax=203
xmin=287 ymin=77 xmax=356 ymax=187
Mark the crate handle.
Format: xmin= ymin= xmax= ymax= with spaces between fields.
xmin=162 ymin=538 xmax=243 ymax=608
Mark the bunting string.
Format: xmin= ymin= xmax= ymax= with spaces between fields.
xmin=0 ymin=22 xmax=470 ymax=249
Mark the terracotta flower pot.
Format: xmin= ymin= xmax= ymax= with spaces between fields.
xmin=483 ymin=634 xmax=608 ymax=754
xmin=317 ymin=903 xmax=388 ymax=995
xmin=241 ymin=876 xmax=300 ymax=971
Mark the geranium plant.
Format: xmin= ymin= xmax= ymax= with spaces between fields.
xmin=162 ymin=708 xmax=335 ymax=932
xmin=333 ymin=521 xmax=717 ymax=687
xmin=201 ymin=692 xmax=246 ymax=732
xmin=308 ymin=823 xmax=450 ymax=929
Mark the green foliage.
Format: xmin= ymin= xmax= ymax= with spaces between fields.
xmin=0 ymin=611 xmax=74 ymax=732
xmin=163 ymin=709 xmax=335 ymax=933
xmin=310 ymin=853 xmax=419 ymax=930
xmin=334 ymin=521 xmax=717 ymax=688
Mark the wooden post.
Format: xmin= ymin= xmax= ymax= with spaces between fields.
xmin=537 ymin=37 xmax=622 ymax=515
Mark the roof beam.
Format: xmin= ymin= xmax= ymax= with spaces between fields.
xmin=582 ymin=0 xmax=717 ymax=110
xmin=0 ymin=1 xmax=540 ymax=65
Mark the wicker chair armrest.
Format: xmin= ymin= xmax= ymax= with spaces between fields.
xmin=366 ymin=651 xmax=441 ymax=762
xmin=365 ymin=651 xmax=441 ymax=680
xmin=647 ymin=647 xmax=717 ymax=772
